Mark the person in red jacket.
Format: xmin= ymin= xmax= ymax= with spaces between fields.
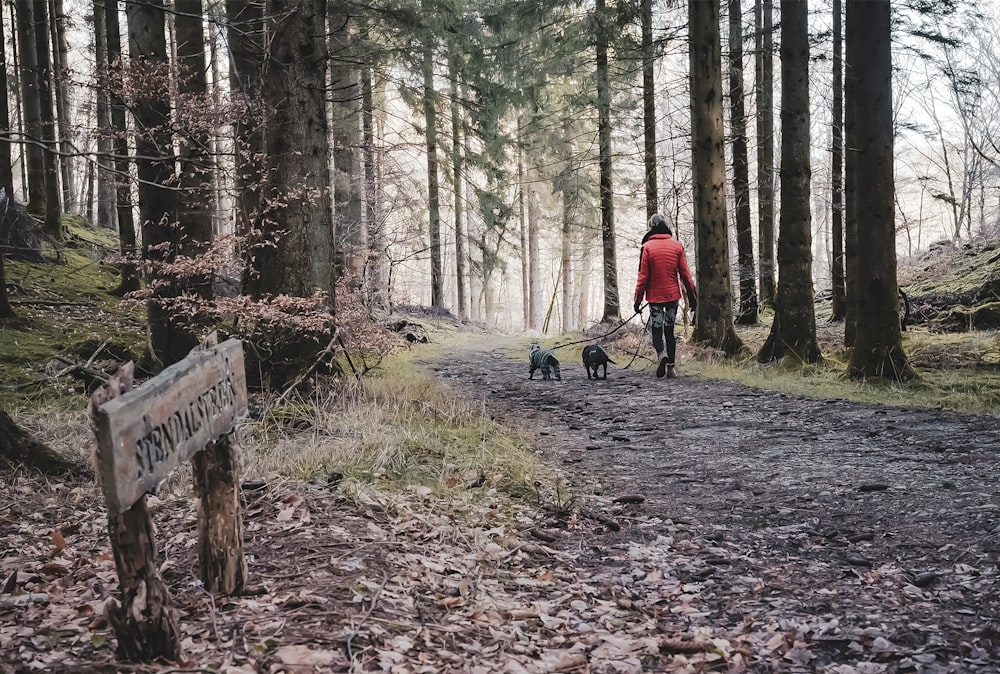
xmin=633 ymin=213 xmax=697 ymax=378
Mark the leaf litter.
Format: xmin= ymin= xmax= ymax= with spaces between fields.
xmin=1 ymin=336 xmax=999 ymax=672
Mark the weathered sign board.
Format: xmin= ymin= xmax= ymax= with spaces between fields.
xmin=91 ymin=338 xmax=248 ymax=514
xmin=88 ymin=336 xmax=250 ymax=661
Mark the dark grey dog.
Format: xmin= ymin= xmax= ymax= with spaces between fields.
xmin=582 ymin=344 xmax=615 ymax=380
xmin=529 ymin=345 xmax=561 ymax=380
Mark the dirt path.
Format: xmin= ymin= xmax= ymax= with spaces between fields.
xmin=418 ymin=336 xmax=1000 ymax=673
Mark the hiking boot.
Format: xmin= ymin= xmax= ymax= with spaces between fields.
xmin=656 ymin=355 xmax=669 ymax=378
xmin=666 ymin=364 xmax=676 ymax=379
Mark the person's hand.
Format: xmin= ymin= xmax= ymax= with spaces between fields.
xmin=689 ymin=298 xmax=697 ymax=314
xmin=633 ymin=301 xmax=642 ymax=315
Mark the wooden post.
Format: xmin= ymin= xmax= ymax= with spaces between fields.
xmin=192 ymin=433 xmax=247 ymax=594
xmin=88 ymin=363 xmax=182 ymax=662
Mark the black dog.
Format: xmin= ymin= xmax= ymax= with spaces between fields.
xmin=582 ymin=344 xmax=615 ymax=380
xmin=529 ymin=345 xmax=561 ymax=380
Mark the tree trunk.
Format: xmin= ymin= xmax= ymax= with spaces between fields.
xmin=518 ymin=128 xmax=528 ymax=329
xmin=451 ymin=51 xmax=467 ymax=319
xmin=689 ymin=0 xmax=743 ymax=355
xmin=128 ymin=0 xmax=188 ymax=366
xmin=175 ymin=0 xmax=214 ymax=303
xmin=227 ymin=0 xmax=265 ymax=294
xmin=754 ymin=0 xmax=775 ymax=308
xmin=528 ymin=184 xmax=540 ymax=330
xmin=14 ymin=0 xmax=46 ymax=218
xmin=422 ymin=0 xmax=444 ymax=310
xmin=641 ymin=0 xmax=658 ymax=218
xmin=92 ymin=0 xmax=115 ymax=231
xmin=32 ymin=0 xmax=62 ymax=239
xmin=330 ymin=4 xmax=365 ymax=284
xmin=361 ymin=65 xmax=386 ymax=310
xmin=0 ymin=14 xmax=14 ymax=192
xmin=729 ymin=0 xmax=758 ymax=325
xmin=105 ymin=0 xmax=139 ymax=296
xmin=846 ymin=0 xmax=913 ymax=381
xmin=596 ymin=0 xmax=620 ymax=322
xmin=830 ymin=0 xmax=847 ymax=322
xmin=561 ymin=188 xmax=572 ymax=333
xmin=758 ymin=0 xmax=820 ymax=364
xmin=0 ymin=249 xmax=12 ymax=319
xmin=247 ymin=0 xmax=335 ymax=300
xmin=50 ymin=0 xmax=75 ymax=214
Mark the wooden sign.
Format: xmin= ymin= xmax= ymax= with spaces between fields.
xmin=91 ymin=338 xmax=248 ymax=514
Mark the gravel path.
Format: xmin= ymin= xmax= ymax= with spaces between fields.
xmin=419 ymin=336 xmax=1000 ymax=673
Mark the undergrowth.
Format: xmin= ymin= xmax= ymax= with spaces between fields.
xmin=241 ymin=359 xmax=541 ymax=500
xmin=682 ymin=325 xmax=1000 ymax=415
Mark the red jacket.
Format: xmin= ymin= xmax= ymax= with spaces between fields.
xmin=634 ymin=233 xmax=696 ymax=305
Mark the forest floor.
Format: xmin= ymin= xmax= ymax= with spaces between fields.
xmin=3 ymin=326 xmax=1000 ymax=673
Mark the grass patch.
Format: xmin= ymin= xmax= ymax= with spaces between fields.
xmin=683 ymin=324 xmax=1000 ymax=415
xmin=241 ymin=356 xmax=543 ymax=500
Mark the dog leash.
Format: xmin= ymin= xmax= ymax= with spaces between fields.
xmin=549 ymin=304 xmax=647 ymax=352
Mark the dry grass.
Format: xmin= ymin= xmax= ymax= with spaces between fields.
xmin=238 ymin=358 xmax=542 ymax=498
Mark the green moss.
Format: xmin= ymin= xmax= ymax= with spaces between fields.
xmin=0 ymin=223 xmax=144 ymax=408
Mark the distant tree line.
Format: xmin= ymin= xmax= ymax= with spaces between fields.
xmin=2 ymin=0 xmax=986 ymax=381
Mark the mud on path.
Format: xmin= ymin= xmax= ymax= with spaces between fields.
xmin=418 ymin=336 xmax=1000 ymax=673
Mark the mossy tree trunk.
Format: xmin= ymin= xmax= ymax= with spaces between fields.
xmin=758 ymin=0 xmax=820 ymax=364
xmin=846 ymin=0 xmax=914 ymax=381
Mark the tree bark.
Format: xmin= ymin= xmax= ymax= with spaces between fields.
xmin=689 ymin=0 xmax=743 ymax=355
xmin=450 ymin=50 xmax=467 ymax=318
xmin=596 ymin=0 xmax=620 ymax=322
xmin=32 ymin=0 xmax=62 ymax=239
xmin=830 ymin=0 xmax=847 ymax=322
xmin=175 ymin=0 xmax=215 ymax=303
xmin=641 ymin=0 xmax=658 ymax=218
xmin=361 ymin=65 xmax=386 ymax=310
xmin=758 ymin=0 xmax=820 ymax=364
xmin=92 ymin=0 xmax=115 ymax=231
xmin=0 ymin=12 xmax=12 ymax=193
xmin=127 ymin=0 xmax=186 ymax=367
xmin=14 ymin=0 xmax=46 ymax=218
xmin=227 ymin=0 xmax=265 ymax=295
xmin=246 ymin=0 xmax=335 ymax=300
xmin=105 ymin=0 xmax=140 ymax=296
xmin=754 ymin=0 xmax=775 ymax=307
xmin=50 ymin=0 xmax=75 ymax=213
xmin=330 ymin=4 xmax=365 ymax=285
xmin=846 ymin=0 xmax=913 ymax=381
xmin=729 ymin=0 xmax=758 ymax=325
xmin=422 ymin=0 xmax=444 ymax=310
